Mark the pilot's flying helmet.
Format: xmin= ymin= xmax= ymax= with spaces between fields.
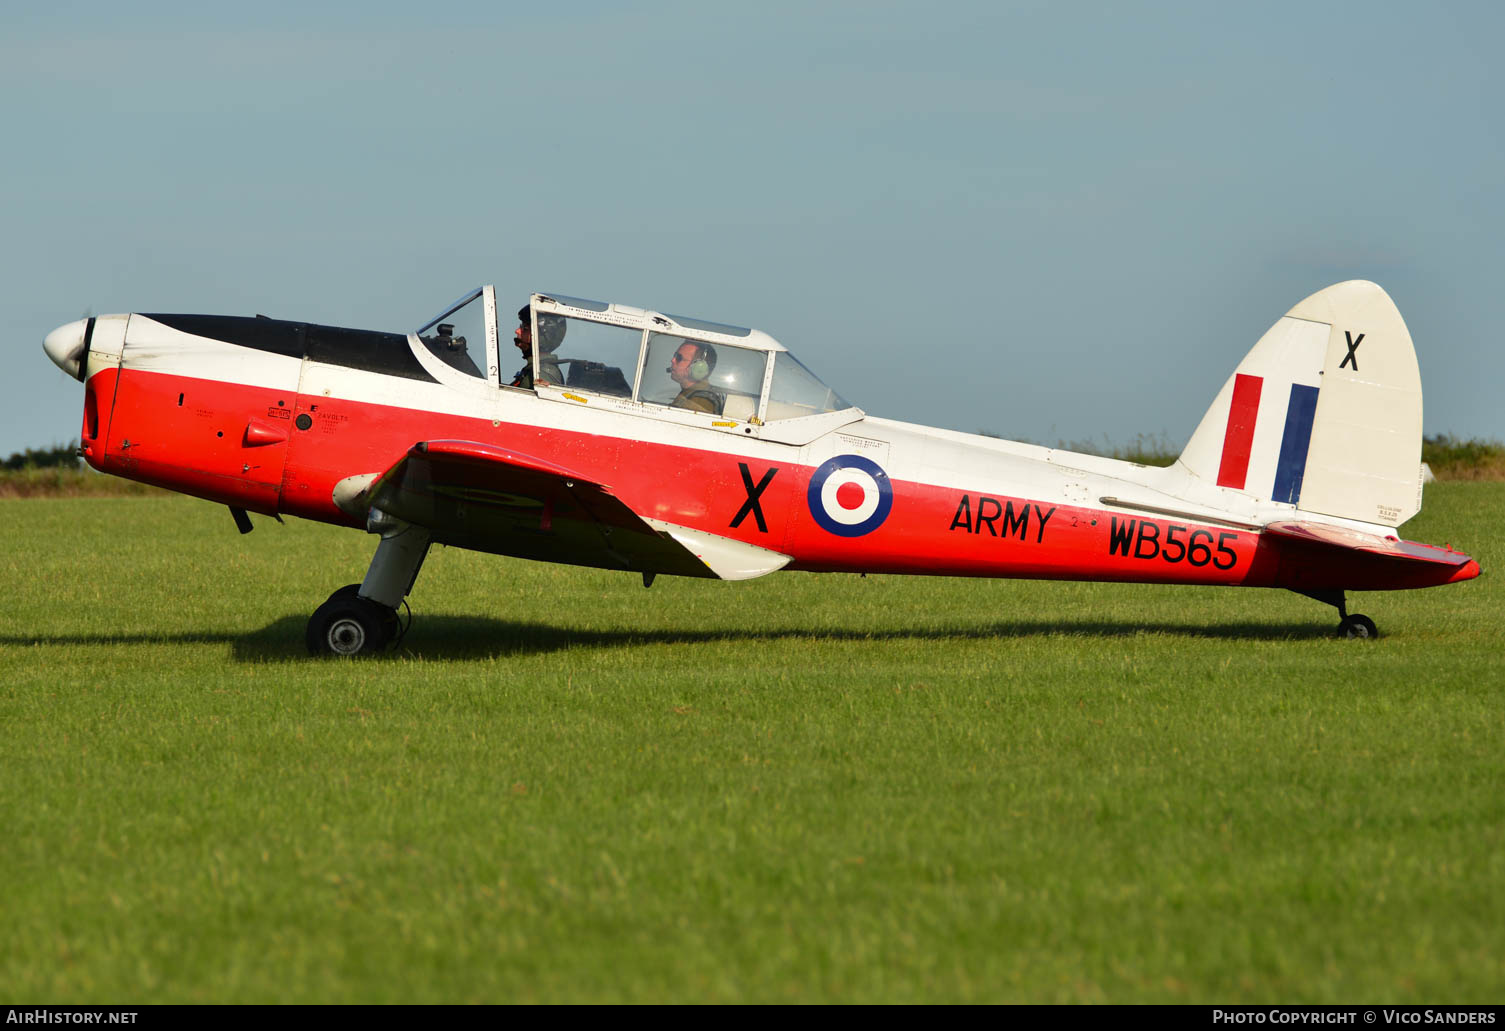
xmin=517 ymin=305 xmax=568 ymax=353
xmin=537 ymin=315 xmax=566 ymax=353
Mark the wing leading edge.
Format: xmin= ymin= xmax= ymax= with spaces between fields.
xmin=349 ymin=439 xmax=791 ymax=580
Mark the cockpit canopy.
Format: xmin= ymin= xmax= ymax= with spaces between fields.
xmin=415 ymin=288 xmax=858 ymax=440
xmin=531 ymin=292 xmax=851 ymax=423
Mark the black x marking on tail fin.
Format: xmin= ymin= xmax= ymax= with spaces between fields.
xmin=1340 ymin=331 xmax=1364 ymax=371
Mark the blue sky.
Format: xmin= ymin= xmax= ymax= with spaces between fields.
xmin=6 ymin=0 xmax=1502 ymax=455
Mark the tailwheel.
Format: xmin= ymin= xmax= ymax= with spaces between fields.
xmin=1290 ymin=590 xmax=1379 ymax=640
xmin=1337 ymin=614 xmax=1378 ymax=640
xmin=307 ymin=587 xmax=397 ymax=656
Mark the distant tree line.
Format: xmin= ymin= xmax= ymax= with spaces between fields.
xmin=3 ymin=441 xmax=81 ymax=471
xmin=973 ymin=432 xmax=1503 ymax=478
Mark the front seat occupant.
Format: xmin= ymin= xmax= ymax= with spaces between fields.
xmin=510 ymin=305 xmax=566 ymax=389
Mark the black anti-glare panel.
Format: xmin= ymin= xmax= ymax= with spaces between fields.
xmin=141 ymin=314 xmax=438 ymax=383
xmin=305 ymin=324 xmax=438 ymax=383
xmin=144 ymin=314 xmax=306 ymax=358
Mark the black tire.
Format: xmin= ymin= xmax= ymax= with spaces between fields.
xmin=339 ymin=585 xmax=402 ymax=642
xmin=307 ymin=594 xmax=392 ymax=656
xmin=1337 ymin=614 xmax=1379 ymax=639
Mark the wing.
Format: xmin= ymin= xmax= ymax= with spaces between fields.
xmin=344 ymin=439 xmax=791 ymax=580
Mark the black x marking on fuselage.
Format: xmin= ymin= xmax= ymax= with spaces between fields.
xmin=1340 ymin=331 xmax=1364 ymax=371
xmin=731 ymin=463 xmax=778 ymax=532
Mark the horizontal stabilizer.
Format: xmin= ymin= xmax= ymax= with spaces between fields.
xmin=1263 ymin=520 xmax=1475 ymax=567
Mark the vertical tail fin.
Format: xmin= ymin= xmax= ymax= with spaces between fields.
xmin=1177 ymin=281 xmax=1423 ymax=527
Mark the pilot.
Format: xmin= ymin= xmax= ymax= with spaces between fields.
xmin=667 ymin=341 xmax=725 ymax=415
xmin=510 ymin=305 xmax=565 ymax=389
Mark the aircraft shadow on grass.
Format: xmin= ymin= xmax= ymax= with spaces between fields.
xmin=0 ymin=616 xmax=1341 ymax=661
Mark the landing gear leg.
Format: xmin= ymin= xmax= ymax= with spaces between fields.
xmin=307 ymin=511 xmax=431 ymax=656
xmin=1290 ymin=589 xmax=1379 ymax=640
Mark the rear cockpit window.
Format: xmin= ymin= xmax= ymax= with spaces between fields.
xmin=640 ymin=333 xmax=767 ymax=420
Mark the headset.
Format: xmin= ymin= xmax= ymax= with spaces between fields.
xmin=667 ymin=341 xmax=717 ymax=382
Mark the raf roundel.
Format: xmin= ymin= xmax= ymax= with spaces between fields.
xmin=807 ymin=454 xmax=893 ymax=537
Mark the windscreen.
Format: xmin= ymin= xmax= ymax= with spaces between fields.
xmin=415 ymin=290 xmax=485 ymax=379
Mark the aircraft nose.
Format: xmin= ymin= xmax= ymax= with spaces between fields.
xmin=44 ymin=318 xmax=90 ymax=382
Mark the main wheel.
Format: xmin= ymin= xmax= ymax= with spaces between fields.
xmin=1337 ymin=614 xmax=1378 ymax=639
xmin=306 ymin=591 xmax=395 ymax=656
xmin=322 ymin=584 xmax=401 ymax=643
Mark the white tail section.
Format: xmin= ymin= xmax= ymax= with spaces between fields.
xmin=1177 ymin=281 xmax=1423 ymax=527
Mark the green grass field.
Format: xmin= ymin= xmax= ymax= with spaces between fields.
xmin=2 ymin=486 xmax=1500 ymax=1003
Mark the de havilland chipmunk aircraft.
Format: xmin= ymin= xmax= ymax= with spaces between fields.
xmin=42 ymin=281 xmax=1478 ymax=654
